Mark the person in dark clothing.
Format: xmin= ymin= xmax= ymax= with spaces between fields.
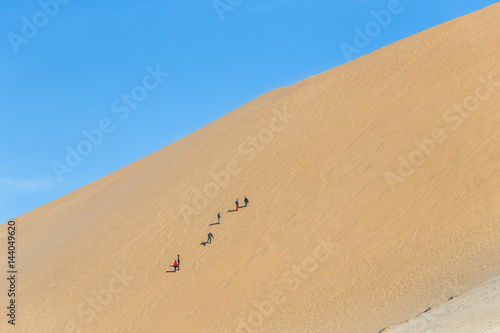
xmin=218 ymin=213 xmax=221 ymax=224
xmin=207 ymin=232 xmax=214 ymax=244
xmin=244 ymin=197 xmax=249 ymax=207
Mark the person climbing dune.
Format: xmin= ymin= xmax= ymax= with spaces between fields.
xmin=207 ymin=232 xmax=214 ymax=244
xmin=173 ymin=260 xmax=179 ymax=272
xmin=218 ymin=212 xmax=221 ymax=224
xmin=244 ymin=197 xmax=249 ymax=207
xmin=236 ymin=199 xmax=239 ymax=211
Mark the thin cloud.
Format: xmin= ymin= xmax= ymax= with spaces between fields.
xmin=0 ymin=177 xmax=55 ymax=192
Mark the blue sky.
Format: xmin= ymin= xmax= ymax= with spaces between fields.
xmin=0 ymin=0 xmax=497 ymax=223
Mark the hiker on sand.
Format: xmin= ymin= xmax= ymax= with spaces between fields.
xmin=177 ymin=254 xmax=180 ymax=265
xmin=244 ymin=197 xmax=249 ymax=207
xmin=218 ymin=213 xmax=221 ymax=224
xmin=173 ymin=260 xmax=179 ymax=272
xmin=207 ymin=232 xmax=214 ymax=244
xmin=236 ymin=199 xmax=239 ymax=211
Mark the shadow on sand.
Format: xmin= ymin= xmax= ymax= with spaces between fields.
xmin=209 ymin=222 xmax=220 ymax=226
xmin=228 ymin=206 xmax=246 ymax=213
xmin=200 ymin=242 xmax=208 ymax=246
xmin=166 ymin=264 xmax=178 ymax=273
xmin=166 ymin=265 xmax=177 ymax=273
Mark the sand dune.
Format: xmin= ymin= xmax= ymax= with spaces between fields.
xmin=389 ymin=273 xmax=500 ymax=333
xmin=1 ymin=3 xmax=500 ymax=333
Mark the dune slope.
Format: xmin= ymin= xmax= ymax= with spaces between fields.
xmin=1 ymin=3 xmax=500 ymax=333
xmin=389 ymin=273 xmax=500 ymax=333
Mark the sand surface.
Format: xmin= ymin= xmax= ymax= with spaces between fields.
xmin=1 ymin=3 xmax=500 ymax=333
xmin=389 ymin=274 xmax=500 ymax=333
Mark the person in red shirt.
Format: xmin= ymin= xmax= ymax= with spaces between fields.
xmin=173 ymin=260 xmax=179 ymax=272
